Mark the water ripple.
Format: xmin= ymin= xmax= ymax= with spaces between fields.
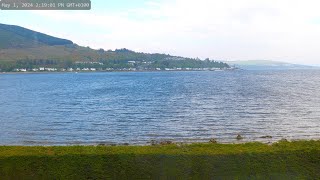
xmin=0 ymin=70 xmax=320 ymax=145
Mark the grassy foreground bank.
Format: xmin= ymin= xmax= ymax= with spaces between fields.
xmin=0 ymin=140 xmax=319 ymax=179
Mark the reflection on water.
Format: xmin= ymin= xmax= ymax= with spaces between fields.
xmin=0 ymin=70 xmax=319 ymax=145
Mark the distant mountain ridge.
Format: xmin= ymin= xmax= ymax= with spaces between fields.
xmin=227 ymin=60 xmax=318 ymax=70
xmin=0 ymin=23 xmax=73 ymax=49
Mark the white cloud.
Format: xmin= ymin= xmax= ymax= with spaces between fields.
xmin=30 ymin=0 xmax=320 ymax=64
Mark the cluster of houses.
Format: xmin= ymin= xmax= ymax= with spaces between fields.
xmin=13 ymin=67 xmax=232 ymax=72
xmin=128 ymin=61 xmax=152 ymax=65
xmin=75 ymin=61 xmax=104 ymax=65
xmin=14 ymin=67 xmax=97 ymax=72
xmin=163 ymin=67 xmax=226 ymax=71
xmin=9 ymin=60 xmax=234 ymax=73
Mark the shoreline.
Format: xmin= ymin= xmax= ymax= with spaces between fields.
xmin=1 ymin=140 xmax=319 ymax=150
xmin=1 ymin=138 xmax=319 ymax=147
xmin=0 ymin=69 xmax=237 ymax=75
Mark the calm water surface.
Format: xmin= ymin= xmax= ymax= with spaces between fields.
xmin=0 ymin=70 xmax=319 ymax=145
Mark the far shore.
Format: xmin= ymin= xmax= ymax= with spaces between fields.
xmin=0 ymin=69 xmax=237 ymax=75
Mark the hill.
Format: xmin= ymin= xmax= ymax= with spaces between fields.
xmin=227 ymin=60 xmax=317 ymax=70
xmin=0 ymin=23 xmax=229 ymax=72
xmin=0 ymin=23 xmax=73 ymax=49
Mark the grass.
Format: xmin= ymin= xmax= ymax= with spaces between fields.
xmin=0 ymin=140 xmax=319 ymax=179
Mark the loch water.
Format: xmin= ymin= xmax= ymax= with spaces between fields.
xmin=0 ymin=70 xmax=319 ymax=145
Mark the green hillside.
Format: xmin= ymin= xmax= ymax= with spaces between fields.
xmin=0 ymin=23 xmax=73 ymax=49
xmin=0 ymin=23 xmax=230 ymax=72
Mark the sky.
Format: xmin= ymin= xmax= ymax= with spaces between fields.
xmin=1 ymin=0 xmax=320 ymax=65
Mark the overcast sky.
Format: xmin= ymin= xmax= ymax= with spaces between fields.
xmin=2 ymin=0 xmax=320 ymax=65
